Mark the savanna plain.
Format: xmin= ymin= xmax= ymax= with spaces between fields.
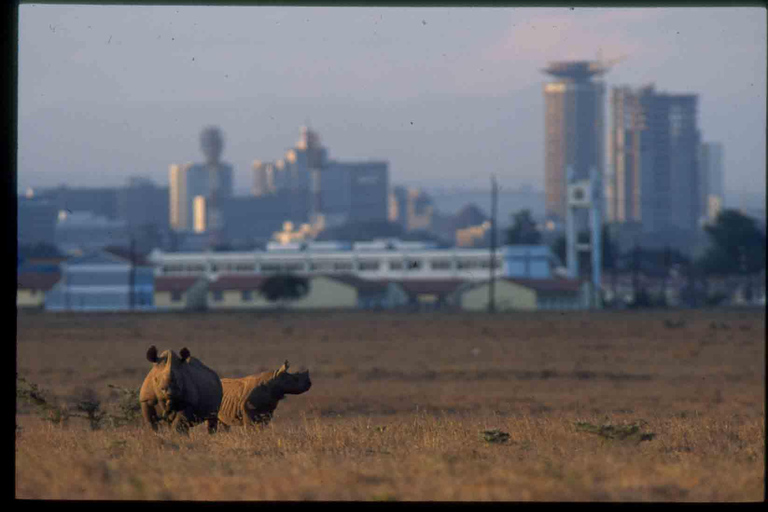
xmin=15 ymin=308 xmax=765 ymax=501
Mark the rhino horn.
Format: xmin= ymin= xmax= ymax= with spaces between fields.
xmin=180 ymin=347 xmax=191 ymax=361
xmin=276 ymin=360 xmax=289 ymax=376
xmin=146 ymin=346 xmax=159 ymax=363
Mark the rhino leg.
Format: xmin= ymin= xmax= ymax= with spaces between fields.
xmin=171 ymin=408 xmax=194 ymax=435
xmin=141 ymin=402 xmax=159 ymax=431
xmin=206 ymin=416 xmax=219 ymax=435
xmin=243 ymin=402 xmax=260 ymax=427
xmin=244 ymin=405 xmax=272 ymax=427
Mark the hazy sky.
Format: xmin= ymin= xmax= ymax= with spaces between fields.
xmin=17 ymin=5 xmax=766 ymax=203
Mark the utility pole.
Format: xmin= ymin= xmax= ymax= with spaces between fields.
xmin=128 ymin=237 xmax=136 ymax=310
xmin=632 ymin=242 xmax=640 ymax=304
xmin=662 ymin=246 xmax=671 ymax=306
xmin=64 ymin=262 xmax=70 ymax=311
xmin=488 ymin=175 xmax=498 ymax=314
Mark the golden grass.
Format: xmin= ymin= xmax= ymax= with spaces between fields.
xmin=16 ymin=308 xmax=765 ymax=501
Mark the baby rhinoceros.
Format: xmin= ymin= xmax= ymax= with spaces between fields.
xmin=218 ymin=360 xmax=311 ymax=428
xmin=139 ymin=346 xmax=223 ymax=434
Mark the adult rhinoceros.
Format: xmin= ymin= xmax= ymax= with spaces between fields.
xmin=139 ymin=346 xmax=223 ymax=434
xmin=218 ymin=360 xmax=311 ymax=428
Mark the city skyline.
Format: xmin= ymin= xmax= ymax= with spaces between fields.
xmin=17 ymin=6 xmax=766 ymax=206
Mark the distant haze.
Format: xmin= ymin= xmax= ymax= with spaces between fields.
xmin=18 ymin=5 xmax=766 ymax=208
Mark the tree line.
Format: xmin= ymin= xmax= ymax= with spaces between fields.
xmin=505 ymin=208 xmax=766 ymax=307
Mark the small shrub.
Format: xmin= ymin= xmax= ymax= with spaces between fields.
xmin=107 ymin=384 xmax=142 ymax=427
xmin=574 ymin=420 xmax=656 ymax=443
xmin=480 ymin=429 xmax=510 ymax=444
xmin=16 ymin=375 xmax=70 ymax=425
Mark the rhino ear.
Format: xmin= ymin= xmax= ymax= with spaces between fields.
xmin=180 ymin=347 xmax=191 ymax=361
xmin=146 ymin=346 xmax=158 ymax=363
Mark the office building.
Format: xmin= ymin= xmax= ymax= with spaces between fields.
xmin=35 ymin=185 xmax=120 ymax=220
xmin=312 ymin=161 xmax=388 ymax=226
xmin=607 ymin=84 xmax=702 ymax=248
xmin=168 ymin=127 xmax=234 ymax=241
xmin=389 ymin=186 xmax=408 ymax=227
xmin=18 ymin=195 xmax=58 ymax=247
xmin=699 ymin=142 xmax=724 ymax=223
xmin=251 ymin=126 xmax=388 ymax=230
xmin=254 ymin=127 xmax=326 ymax=198
xmin=542 ymin=60 xmax=608 ymax=221
xmin=117 ymin=176 xmax=169 ymax=230
xmin=54 ymin=210 xmax=131 ymax=254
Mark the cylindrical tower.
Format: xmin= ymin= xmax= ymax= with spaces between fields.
xmin=542 ymin=61 xmax=608 ymax=222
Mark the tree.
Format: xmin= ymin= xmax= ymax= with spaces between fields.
xmin=696 ymin=209 xmax=766 ymax=305
xmin=506 ymin=209 xmax=541 ymax=245
xmin=259 ymin=274 xmax=310 ymax=307
xmin=699 ymin=209 xmax=766 ymax=276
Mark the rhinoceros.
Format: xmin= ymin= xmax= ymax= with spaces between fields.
xmin=139 ymin=346 xmax=223 ymax=434
xmin=218 ymin=360 xmax=311 ymax=428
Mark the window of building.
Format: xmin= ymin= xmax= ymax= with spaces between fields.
xmin=171 ymin=291 xmax=182 ymax=302
xmin=358 ymin=260 xmax=380 ymax=271
xmin=406 ymin=260 xmax=421 ymax=270
xmin=333 ymin=261 xmax=353 ymax=271
xmin=389 ymin=261 xmax=403 ymax=270
xmin=242 ymin=290 xmax=253 ymax=302
xmin=212 ymin=290 xmax=223 ymax=302
xmin=309 ymin=261 xmax=333 ymax=272
xmin=236 ymin=264 xmax=255 ymax=272
xmin=430 ymin=260 xmax=452 ymax=270
xmin=285 ymin=262 xmax=305 ymax=272
xmin=261 ymin=263 xmax=282 ymax=273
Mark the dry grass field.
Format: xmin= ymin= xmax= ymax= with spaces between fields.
xmin=15 ymin=307 xmax=765 ymax=501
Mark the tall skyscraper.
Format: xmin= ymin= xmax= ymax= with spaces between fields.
xmin=168 ymin=127 xmax=234 ymax=242
xmin=607 ymin=84 xmax=702 ymax=246
xmin=169 ymin=163 xmax=190 ymax=231
xmin=542 ymin=61 xmax=608 ymax=221
xmin=699 ymin=142 xmax=724 ymax=223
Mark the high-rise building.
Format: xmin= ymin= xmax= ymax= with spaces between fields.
xmin=117 ymin=176 xmax=169 ymax=231
xmin=607 ymin=84 xmax=702 ymax=245
xmin=169 ymin=163 xmax=190 ymax=231
xmin=18 ymin=195 xmax=58 ymax=247
xmin=542 ymin=61 xmax=608 ymax=221
xmin=389 ymin=186 xmax=408 ymax=227
xmin=311 ymin=161 xmax=389 ymax=226
xmin=405 ymin=188 xmax=435 ymax=232
xmin=254 ymin=127 xmax=326 ymax=198
xmin=168 ymin=127 xmax=234 ymax=240
xmin=251 ymin=126 xmax=388 ymax=229
xmin=699 ymin=142 xmax=724 ymax=223
xmin=35 ymin=185 xmax=120 ymax=220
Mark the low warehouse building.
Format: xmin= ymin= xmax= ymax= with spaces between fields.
xmin=459 ymin=277 xmax=589 ymax=311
